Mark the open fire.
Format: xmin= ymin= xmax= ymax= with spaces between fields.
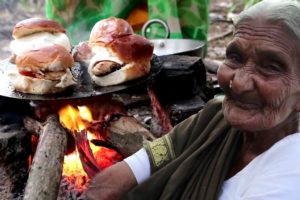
xmin=0 ymin=54 xmax=208 ymax=199
xmin=58 ymin=105 xmax=123 ymax=189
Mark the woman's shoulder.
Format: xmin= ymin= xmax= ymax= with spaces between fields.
xmin=262 ymin=132 xmax=300 ymax=166
xmin=203 ymin=97 xmax=224 ymax=110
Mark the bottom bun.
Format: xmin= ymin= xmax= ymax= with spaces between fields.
xmin=90 ymin=63 xmax=150 ymax=86
xmin=7 ymin=68 xmax=76 ymax=94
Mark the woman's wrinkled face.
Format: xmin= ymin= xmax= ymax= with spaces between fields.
xmin=217 ymin=19 xmax=300 ymax=131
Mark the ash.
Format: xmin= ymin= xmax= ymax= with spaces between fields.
xmin=57 ymin=175 xmax=89 ymax=200
xmin=127 ymin=106 xmax=152 ymax=129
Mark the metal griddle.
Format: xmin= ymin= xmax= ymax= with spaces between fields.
xmin=0 ymin=57 xmax=161 ymax=101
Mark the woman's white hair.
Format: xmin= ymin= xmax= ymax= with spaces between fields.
xmin=233 ymin=0 xmax=300 ymax=42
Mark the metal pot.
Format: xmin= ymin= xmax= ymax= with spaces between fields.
xmin=142 ymin=19 xmax=205 ymax=57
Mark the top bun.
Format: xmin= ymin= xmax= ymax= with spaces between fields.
xmin=89 ymin=17 xmax=134 ymax=47
xmin=108 ymin=34 xmax=154 ymax=64
xmin=16 ymin=44 xmax=74 ymax=73
xmin=12 ymin=18 xmax=66 ymax=39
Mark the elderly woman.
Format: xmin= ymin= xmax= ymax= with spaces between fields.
xmin=86 ymin=0 xmax=300 ymax=199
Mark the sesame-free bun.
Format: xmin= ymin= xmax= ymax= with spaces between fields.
xmin=108 ymin=34 xmax=153 ymax=64
xmin=89 ymin=17 xmax=134 ymax=47
xmin=8 ymin=68 xmax=75 ymax=95
xmin=12 ymin=18 xmax=65 ymax=39
xmin=16 ymin=45 xmax=74 ymax=73
xmin=87 ymin=17 xmax=153 ymax=86
xmin=89 ymin=34 xmax=153 ymax=86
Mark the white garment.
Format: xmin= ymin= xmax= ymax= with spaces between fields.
xmin=219 ymin=133 xmax=300 ymax=200
xmin=124 ymin=148 xmax=150 ymax=184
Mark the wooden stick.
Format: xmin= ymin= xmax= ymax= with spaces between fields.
xmin=23 ymin=116 xmax=43 ymax=135
xmin=23 ymin=115 xmax=67 ymax=200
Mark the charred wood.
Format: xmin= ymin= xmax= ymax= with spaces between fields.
xmin=147 ymin=84 xmax=173 ymax=137
xmin=74 ymin=129 xmax=100 ymax=178
xmin=112 ymin=92 xmax=150 ymax=108
xmin=23 ymin=116 xmax=43 ymax=135
xmin=168 ymin=95 xmax=206 ymax=124
xmin=127 ymin=106 xmax=152 ymax=130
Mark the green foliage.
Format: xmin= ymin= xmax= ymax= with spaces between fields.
xmin=19 ymin=0 xmax=28 ymax=8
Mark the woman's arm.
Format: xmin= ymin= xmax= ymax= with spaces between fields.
xmin=85 ymin=161 xmax=137 ymax=200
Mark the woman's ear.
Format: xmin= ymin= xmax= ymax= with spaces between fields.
xmin=294 ymin=91 xmax=300 ymax=112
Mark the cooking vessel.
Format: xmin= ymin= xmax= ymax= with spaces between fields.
xmin=0 ymin=56 xmax=162 ymax=101
xmin=142 ymin=19 xmax=205 ymax=57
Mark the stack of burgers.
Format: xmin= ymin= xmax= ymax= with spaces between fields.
xmin=8 ymin=18 xmax=76 ymax=94
xmin=6 ymin=17 xmax=153 ymax=95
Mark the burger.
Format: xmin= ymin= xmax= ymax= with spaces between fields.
xmin=9 ymin=18 xmax=72 ymax=63
xmin=7 ymin=44 xmax=76 ymax=94
xmin=6 ymin=18 xmax=76 ymax=94
xmin=87 ymin=17 xmax=154 ymax=86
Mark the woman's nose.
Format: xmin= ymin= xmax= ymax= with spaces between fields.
xmin=231 ymin=68 xmax=254 ymax=94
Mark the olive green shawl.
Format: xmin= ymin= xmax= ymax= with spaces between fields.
xmin=124 ymin=99 xmax=242 ymax=200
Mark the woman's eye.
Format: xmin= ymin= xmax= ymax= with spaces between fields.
xmin=226 ymin=53 xmax=243 ymax=64
xmin=267 ymin=64 xmax=281 ymax=72
xmin=261 ymin=62 xmax=284 ymax=74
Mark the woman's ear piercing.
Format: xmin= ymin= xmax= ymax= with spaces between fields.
xmin=229 ymin=80 xmax=233 ymax=89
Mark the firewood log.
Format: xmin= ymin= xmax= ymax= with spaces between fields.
xmin=107 ymin=115 xmax=155 ymax=157
xmin=23 ymin=115 xmax=67 ymax=200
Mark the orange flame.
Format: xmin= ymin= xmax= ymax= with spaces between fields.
xmin=59 ymin=105 xmax=92 ymax=132
xmin=59 ymin=105 xmax=99 ymax=177
xmin=58 ymin=104 xmax=123 ymax=183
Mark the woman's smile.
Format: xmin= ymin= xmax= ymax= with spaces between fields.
xmin=231 ymin=99 xmax=259 ymax=110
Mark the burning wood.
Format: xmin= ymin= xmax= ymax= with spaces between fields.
xmin=22 ymin=90 xmax=174 ymax=199
xmin=106 ymin=115 xmax=155 ymax=157
xmin=147 ymin=84 xmax=173 ymax=136
xmin=24 ymin=115 xmax=67 ymax=200
xmin=58 ymin=104 xmax=124 ymax=179
xmin=74 ymin=129 xmax=100 ymax=178
xmin=59 ymin=105 xmax=101 ymax=179
xmin=58 ymin=103 xmax=155 ymax=179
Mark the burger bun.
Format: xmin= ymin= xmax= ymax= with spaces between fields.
xmin=89 ymin=17 xmax=134 ymax=46
xmin=7 ymin=68 xmax=75 ymax=95
xmin=91 ymin=62 xmax=150 ymax=86
xmin=16 ymin=45 xmax=74 ymax=73
xmin=12 ymin=18 xmax=65 ymax=39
